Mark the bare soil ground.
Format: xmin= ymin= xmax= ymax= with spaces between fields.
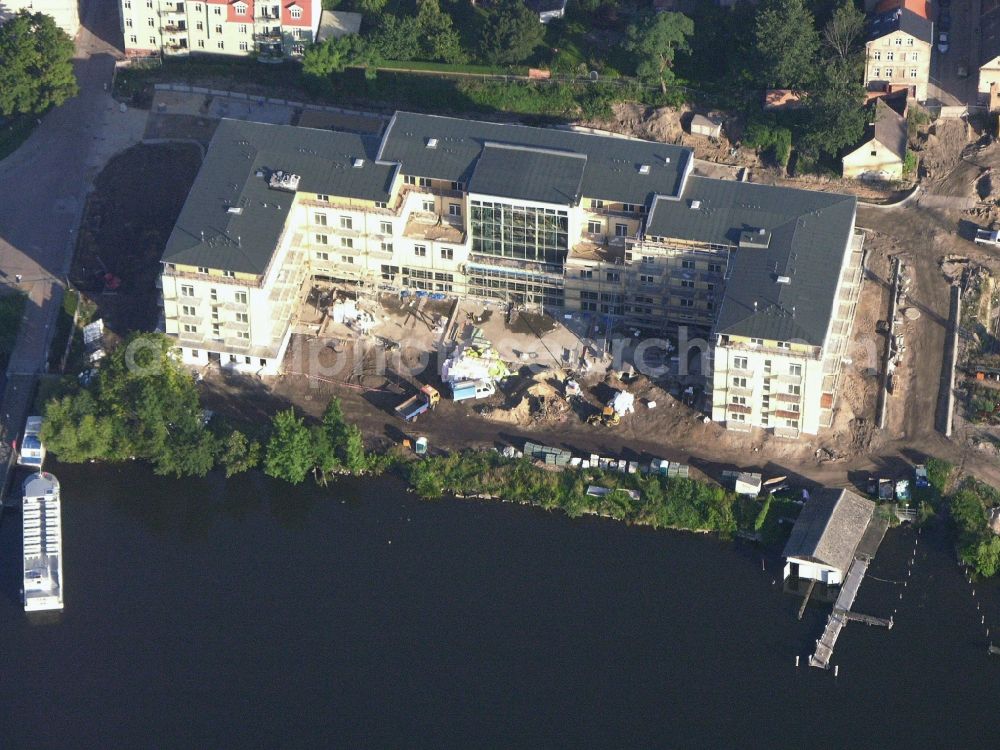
xmin=70 ymin=142 xmax=202 ymax=341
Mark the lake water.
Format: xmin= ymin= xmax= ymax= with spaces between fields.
xmin=1 ymin=462 xmax=998 ymax=747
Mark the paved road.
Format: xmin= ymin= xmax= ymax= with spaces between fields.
xmin=0 ymin=0 xmax=130 ymax=493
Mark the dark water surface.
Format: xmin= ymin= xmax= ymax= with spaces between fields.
xmin=1 ymin=462 xmax=998 ymax=748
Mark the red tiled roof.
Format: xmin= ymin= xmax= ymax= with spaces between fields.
xmin=875 ymin=0 xmax=930 ymax=20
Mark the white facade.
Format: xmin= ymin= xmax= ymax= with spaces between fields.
xmin=783 ymin=559 xmax=843 ymax=586
xmin=0 ymin=0 xmax=79 ymax=37
xmin=119 ymin=0 xmax=321 ymax=58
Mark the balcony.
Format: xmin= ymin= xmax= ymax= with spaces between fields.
xmin=253 ymin=30 xmax=282 ymax=41
xmin=403 ymin=214 xmax=466 ymax=244
xmin=162 ymin=23 xmax=186 ymax=32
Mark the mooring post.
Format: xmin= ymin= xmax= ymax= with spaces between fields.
xmin=795 ymin=655 xmax=799 ymax=668
xmin=834 ymin=665 xmax=839 ymax=677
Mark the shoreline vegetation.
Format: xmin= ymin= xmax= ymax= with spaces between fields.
xmin=36 ymin=334 xmax=987 ymax=570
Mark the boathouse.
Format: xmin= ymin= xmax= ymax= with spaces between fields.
xmin=782 ymin=489 xmax=876 ymax=586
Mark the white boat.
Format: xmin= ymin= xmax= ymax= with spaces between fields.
xmin=23 ymin=472 xmax=63 ymax=612
xmin=17 ymin=415 xmax=45 ymax=469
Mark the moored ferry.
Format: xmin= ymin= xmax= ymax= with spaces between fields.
xmin=23 ymin=472 xmax=63 ymax=612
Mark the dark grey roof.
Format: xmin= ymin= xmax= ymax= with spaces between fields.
xmin=468 ymin=143 xmax=587 ymax=204
xmin=646 ymin=176 xmax=857 ymax=345
xmin=783 ymin=489 xmax=876 ymax=574
xmin=162 ymin=119 xmax=397 ymax=274
xmin=870 ymin=98 xmax=908 ymax=159
xmin=378 ymin=111 xmax=691 ymax=207
xmin=868 ymin=7 xmax=932 ymax=44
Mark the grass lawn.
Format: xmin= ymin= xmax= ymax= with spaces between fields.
xmin=0 ymin=291 xmax=27 ymax=371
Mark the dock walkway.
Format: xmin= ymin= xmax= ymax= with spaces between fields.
xmin=809 ymin=558 xmax=869 ymax=669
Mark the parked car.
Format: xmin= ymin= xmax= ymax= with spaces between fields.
xmin=938 ymin=11 xmax=951 ymax=31
xmin=938 ymin=32 xmax=949 ymax=54
xmin=914 ymin=465 xmax=930 ymax=489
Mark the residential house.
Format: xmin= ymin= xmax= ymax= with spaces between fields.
xmin=979 ymin=0 xmax=1000 ymax=109
xmin=841 ymin=98 xmax=909 ymax=180
xmin=0 ymin=0 xmax=79 ymax=36
xmin=161 ymin=113 xmax=864 ymax=437
xmin=783 ymin=489 xmax=876 ymax=585
xmin=864 ymin=0 xmax=933 ymax=102
xmin=525 ymin=0 xmax=567 ymax=23
xmin=119 ymin=0 xmax=322 ymax=58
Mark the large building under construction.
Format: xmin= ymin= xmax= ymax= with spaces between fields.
xmin=160 ymin=112 xmax=865 ymax=437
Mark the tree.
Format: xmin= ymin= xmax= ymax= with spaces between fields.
xmin=219 ymin=430 xmax=261 ymax=478
xmin=753 ymin=0 xmax=819 ymax=89
xmin=357 ymin=0 xmax=388 ymax=12
xmin=799 ymin=58 xmax=865 ymax=157
xmin=40 ymin=391 xmax=114 ymax=463
xmin=264 ymin=408 xmax=315 ymax=484
xmin=627 ymin=12 xmax=694 ymax=95
xmin=822 ymin=0 xmax=865 ymax=64
xmin=479 ymin=0 xmax=544 ymax=66
xmin=0 ymin=11 xmax=77 ymax=117
xmin=416 ymin=0 xmax=468 ymax=64
xmin=368 ymin=14 xmax=421 ymax=61
xmin=302 ymin=34 xmax=357 ymax=77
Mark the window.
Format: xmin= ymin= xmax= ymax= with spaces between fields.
xmin=235 ymin=291 xmax=248 ymax=305
xmin=441 ymin=247 xmax=454 ymax=260
xmin=238 ymin=331 xmax=250 ymax=341
xmin=290 ymin=5 xmax=302 ymax=18
xmin=788 ymin=385 xmax=801 ymax=395
xmin=615 ymin=223 xmax=628 ymax=237
xmin=414 ymin=245 xmax=427 ymax=257
xmin=146 ymin=0 xmax=152 ymax=6
xmin=734 ymin=357 xmax=748 ymax=370
xmin=708 ymin=263 xmax=722 ymax=273
xmin=197 ymin=39 xmax=204 ymax=48
xmin=606 ymin=272 xmax=620 ymax=282
xmin=422 ymin=200 xmax=434 ymax=212
xmin=886 ymin=51 xmax=894 ymax=62
xmin=750 ymin=338 xmax=763 ymax=346
xmin=342 ymin=256 xmax=354 ymax=264
xmin=591 ymin=199 xmax=604 ymax=209
xmin=449 ymin=204 xmax=461 ymax=217
xmin=222 ymin=270 xmax=234 ymax=278
xmin=380 ymin=242 xmax=393 ymax=254
xmin=341 ymin=237 xmax=353 ymax=249
xmin=885 ymin=67 xmax=893 ymax=77
xmin=315 ymin=234 xmax=328 ymax=245
xmin=790 ymin=404 xmax=801 ymax=413
xmin=679 ymin=298 xmax=694 ymax=308
xmin=375 ymin=201 xmax=387 ymax=209
xmin=682 ymin=259 xmax=695 ymax=269
xmin=196 ymin=21 xmax=203 ymax=30
xmin=894 ymin=37 xmax=901 ymax=46
xmin=215 ymin=24 xmax=222 ymax=33
xmin=418 ymin=177 xmax=431 ymax=187
xmin=579 ymin=269 xmax=593 ymax=279
xmin=234 ymin=1 xmax=247 ymax=13
xmin=732 ymin=377 xmax=748 ymax=388
xmin=147 ymin=17 xmax=154 ymax=26
xmin=217 ymin=41 xmax=224 ymax=49
xmin=871 ymin=150 xmax=878 ymax=157
xmin=873 ymin=50 xmax=881 ymax=61
xmin=212 ymin=324 xmax=222 ymax=338
xmin=910 ymin=68 xmax=917 ymax=78
xmin=587 ymin=220 xmax=602 ymax=234
xmin=642 ymin=255 xmax=654 ymax=264
xmin=129 ymin=34 xmax=136 ymax=43
xmin=182 ymin=305 xmax=196 ymax=317
xmin=681 ymin=279 xmax=695 ymax=288
xmin=622 ymin=203 xmax=637 ymax=213
xmin=777 ymin=341 xmax=791 ymax=350
xmin=730 ymin=413 xmax=746 ymax=422
xmin=183 ymin=324 xmax=198 ymax=334
xmin=910 ymin=52 xmax=918 ymax=61
xmin=316 ymin=193 xmax=329 ymax=202
xmin=238 ymin=24 xmax=248 ymax=33
xmin=239 ymin=41 xmax=248 ymax=51
xmin=211 ymin=306 xmax=219 ymax=320
xmin=197 ymin=266 xmax=208 ymax=274
xmin=314 ymin=213 xmax=327 ymax=226
xmin=640 ymin=274 xmax=654 ymax=285
xmin=907 ymin=37 xmax=914 ymax=46
xmin=731 ymin=396 xmax=747 ymax=405
xmin=124 ymin=0 xmax=131 ymax=6
xmin=789 ymin=363 xmax=802 ymax=376
xmin=316 ymin=251 xmax=329 ymax=261
xmin=340 ymin=216 xmax=352 ymax=230
xmin=707 ymin=283 xmax=715 ymax=292
xmin=214 ymin=6 xmax=221 ymax=14
xmin=210 ymin=288 xmax=218 ymax=301
xmin=126 ymin=18 xmax=133 ymax=27
xmin=874 ymin=67 xmax=881 ymax=78
xmin=784 ymin=418 xmax=799 ymax=429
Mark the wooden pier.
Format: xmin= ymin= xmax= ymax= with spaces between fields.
xmin=810 ymin=558 xmax=870 ymax=669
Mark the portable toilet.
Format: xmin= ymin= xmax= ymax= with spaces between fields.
xmin=415 ymin=437 xmax=428 ymax=455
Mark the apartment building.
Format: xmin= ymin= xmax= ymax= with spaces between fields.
xmin=160 ymin=114 xmax=863 ymax=437
xmin=0 ymin=1 xmax=79 ymax=37
xmin=864 ymin=0 xmax=933 ymax=101
xmin=120 ymin=0 xmax=320 ymax=58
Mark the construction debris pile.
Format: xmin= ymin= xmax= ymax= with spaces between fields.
xmin=441 ymin=338 xmax=510 ymax=385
